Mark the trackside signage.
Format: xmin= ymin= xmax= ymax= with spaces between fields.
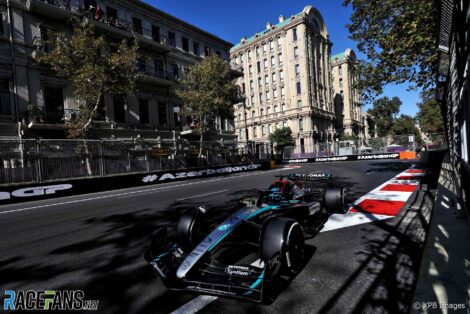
xmin=282 ymin=153 xmax=400 ymax=164
xmin=142 ymin=164 xmax=262 ymax=183
xmin=0 ymin=163 xmax=269 ymax=205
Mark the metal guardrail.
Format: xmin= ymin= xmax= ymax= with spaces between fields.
xmin=0 ymin=139 xmax=262 ymax=186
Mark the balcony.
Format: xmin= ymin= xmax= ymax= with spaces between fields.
xmin=82 ymin=14 xmax=171 ymax=53
xmin=26 ymin=0 xmax=77 ymax=21
xmin=137 ymin=65 xmax=179 ymax=86
xmin=25 ymin=108 xmax=81 ymax=129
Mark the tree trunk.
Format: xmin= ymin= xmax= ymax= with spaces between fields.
xmin=198 ymin=114 xmax=204 ymax=160
xmin=81 ymin=92 xmax=101 ymax=176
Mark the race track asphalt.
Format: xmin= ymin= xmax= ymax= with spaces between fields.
xmin=0 ymin=159 xmax=422 ymax=313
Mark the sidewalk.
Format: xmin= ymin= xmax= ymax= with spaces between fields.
xmin=412 ymin=156 xmax=470 ymax=313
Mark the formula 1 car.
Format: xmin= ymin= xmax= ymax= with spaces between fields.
xmin=144 ymin=172 xmax=348 ymax=303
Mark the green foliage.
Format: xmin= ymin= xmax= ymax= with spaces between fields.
xmin=176 ymin=56 xmax=242 ymax=143
xmin=391 ymin=114 xmax=423 ymax=143
xmin=34 ymin=23 xmax=139 ymax=138
xmin=339 ymin=134 xmax=359 ymax=141
xmin=416 ymin=89 xmax=444 ymax=134
xmin=344 ymin=0 xmax=439 ymax=102
xmin=268 ymin=127 xmax=295 ymax=151
xmin=367 ymin=96 xmax=401 ymax=137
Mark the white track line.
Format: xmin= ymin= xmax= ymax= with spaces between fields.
xmin=176 ymin=190 xmax=229 ymax=201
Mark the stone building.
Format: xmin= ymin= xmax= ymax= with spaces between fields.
xmin=0 ymin=0 xmax=237 ymax=141
xmin=230 ymin=5 xmax=335 ymax=157
xmin=330 ymin=48 xmax=363 ymax=141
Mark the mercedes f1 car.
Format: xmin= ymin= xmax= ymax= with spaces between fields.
xmin=144 ymin=172 xmax=348 ymax=303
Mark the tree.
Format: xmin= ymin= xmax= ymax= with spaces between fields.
xmin=367 ymin=96 xmax=401 ymax=137
xmin=344 ymin=0 xmax=439 ymax=102
xmin=391 ymin=114 xmax=423 ymax=143
xmin=416 ymin=89 xmax=445 ymax=134
xmin=268 ymin=127 xmax=295 ymax=158
xmin=34 ymin=23 xmax=139 ymax=138
xmin=176 ymin=56 xmax=242 ymax=157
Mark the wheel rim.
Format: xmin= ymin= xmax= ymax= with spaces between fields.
xmin=285 ymin=223 xmax=304 ymax=273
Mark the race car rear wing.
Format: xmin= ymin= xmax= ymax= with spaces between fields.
xmin=276 ymin=172 xmax=333 ymax=180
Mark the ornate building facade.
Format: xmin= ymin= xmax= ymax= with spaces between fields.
xmin=230 ymin=5 xmax=335 ymax=157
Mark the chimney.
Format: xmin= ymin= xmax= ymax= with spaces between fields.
xmin=266 ymin=22 xmax=273 ymax=30
xmin=279 ymin=15 xmax=285 ymax=23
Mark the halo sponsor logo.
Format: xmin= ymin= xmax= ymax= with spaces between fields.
xmin=0 ymin=184 xmax=73 ymax=201
xmin=142 ymin=164 xmax=262 ymax=183
xmin=3 ymin=290 xmax=99 ymax=311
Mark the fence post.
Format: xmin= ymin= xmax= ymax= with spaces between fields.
xmin=99 ymin=140 xmax=105 ymax=177
xmin=145 ymin=150 xmax=150 ymax=173
xmin=36 ymin=139 xmax=42 ymax=183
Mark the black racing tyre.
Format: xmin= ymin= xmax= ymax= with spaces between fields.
xmin=260 ymin=217 xmax=305 ymax=275
xmin=176 ymin=208 xmax=202 ymax=250
xmin=324 ymin=187 xmax=348 ymax=213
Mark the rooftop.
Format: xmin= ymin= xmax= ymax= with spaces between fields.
xmin=230 ymin=11 xmax=303 ymax=52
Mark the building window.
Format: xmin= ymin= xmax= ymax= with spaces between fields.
xmin=139 ymin=99 xmax=149 ymax=124
xmin=158 ymin=102 xmax=167 ymax=126
xmin=193 ymin=42 xmax=200 ymax=55
xmin=266 ymin=91 xmax=271 ymax=101
xmin=339 ymin=66 xmax=342 ymax=76
xmin=274 ymin=104 xmax=279 ymax=113
xmin=257 ymin=62 xmax=261 ymax=73
xmin=262 ymin=126 xmax=265 ymax=136
xmin=277 ymin=36 xmax=282 ymax=48
xmin=256 ymin=46 xmax=260 ymax=56
xmin=294 ymin=47 xmax=299 ymax=58
xmin=253 ymin=127 xmax=257 ymax=138
xmin=280 ymin=70 xmax=285 ymax=82
xmin=249 ymin=80 xmax=254 ymax=90
xmin=251 ymin=95 xmax=255 ymax=105
xmin=258 ymin=77 xmax=262 ymax=88
xmin=182 ymin=37 xmax=189 ymax=52
xmin=299 ymin=118 xmax=303 ymax=131
xmin=0 ymin=80 xmax=11 ymax=115
xmin=271 ymin=56 xmax=275 ymax=66
xmin=265 ymin=75 xmax=269 ymax=86
xmin=260 ymin=108 xmax=264 ymax=116
xmin=252 ymin=110 xmax=256 ymax=118
xmin=295 ymin=64 xmax=300 ymax=76
xmin=259 ymin=93 xmax=263 ymax=103
xmin=107 ymin=6 xmax=118 ymax=21
xmin=248 ymin=49 xmax=252 ymax=59
xmin=113 ymin=96 xmax=126 ymax=123
xmin=270 ymin=40 xmax=274 ymax=51
xmin=263 ymin=59 xmax=268 ymax=69
xmin=268 ymin=124 xmax=272 ymax=133
xmin=239 ymin=129 xmax=243 ymax=139
xmin=273 ymin=89 xmax=278 ymax=100
xmin=281 ymin=87 xmax=285 ymax=99
xmin=263 ymin=44 xmax=267 ymax=53
xmin=272 ymin=72 xmax=276 ymax=82
xmin=297 ymin=99 xmax=302 ymax=108
xmin=267 ymin=106 xmax=271 ymax=114
xmin=168 ymin=31 xmax=176 ymax=47
xmin=205 ymin=46 xmax=211 ymax=56
xmin=293 ymin=28 xmax=298 ymax=41
xmin=283 ymin=121 xmax=287 ymax=128
xmin=282 ymin=103 xmax=286 ymax=111
xmin=278 ymin=53 xmax=283 ymax=65
xmin=339 ymin=78 xmax=343 ymax=88
xmin=215 ymin=51 xmax=221 ymax=57
xmin=171 ymin=63 xmax=179 ymax=80
xmin=249 ymin=65 xmax=253 ymax=75
xmin=151 ymin=25 xmax=160 ymax=42
xmin=132 ymin=17 xmax=142 ymax=34
xmin=296 ymin=82 xmax=301 ymax=94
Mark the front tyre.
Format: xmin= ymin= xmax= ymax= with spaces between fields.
xmin=260 ymin=217 xmax=305 ymax=276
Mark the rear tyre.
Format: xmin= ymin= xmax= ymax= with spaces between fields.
xmin=260 ymin=217 xmax=305 ymax=276
xmin=324 ymin=187 xmax=348 ymax=213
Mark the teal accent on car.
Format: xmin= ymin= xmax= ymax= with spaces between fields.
xmin=243 ymin=270 xmax=265 ymax=295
